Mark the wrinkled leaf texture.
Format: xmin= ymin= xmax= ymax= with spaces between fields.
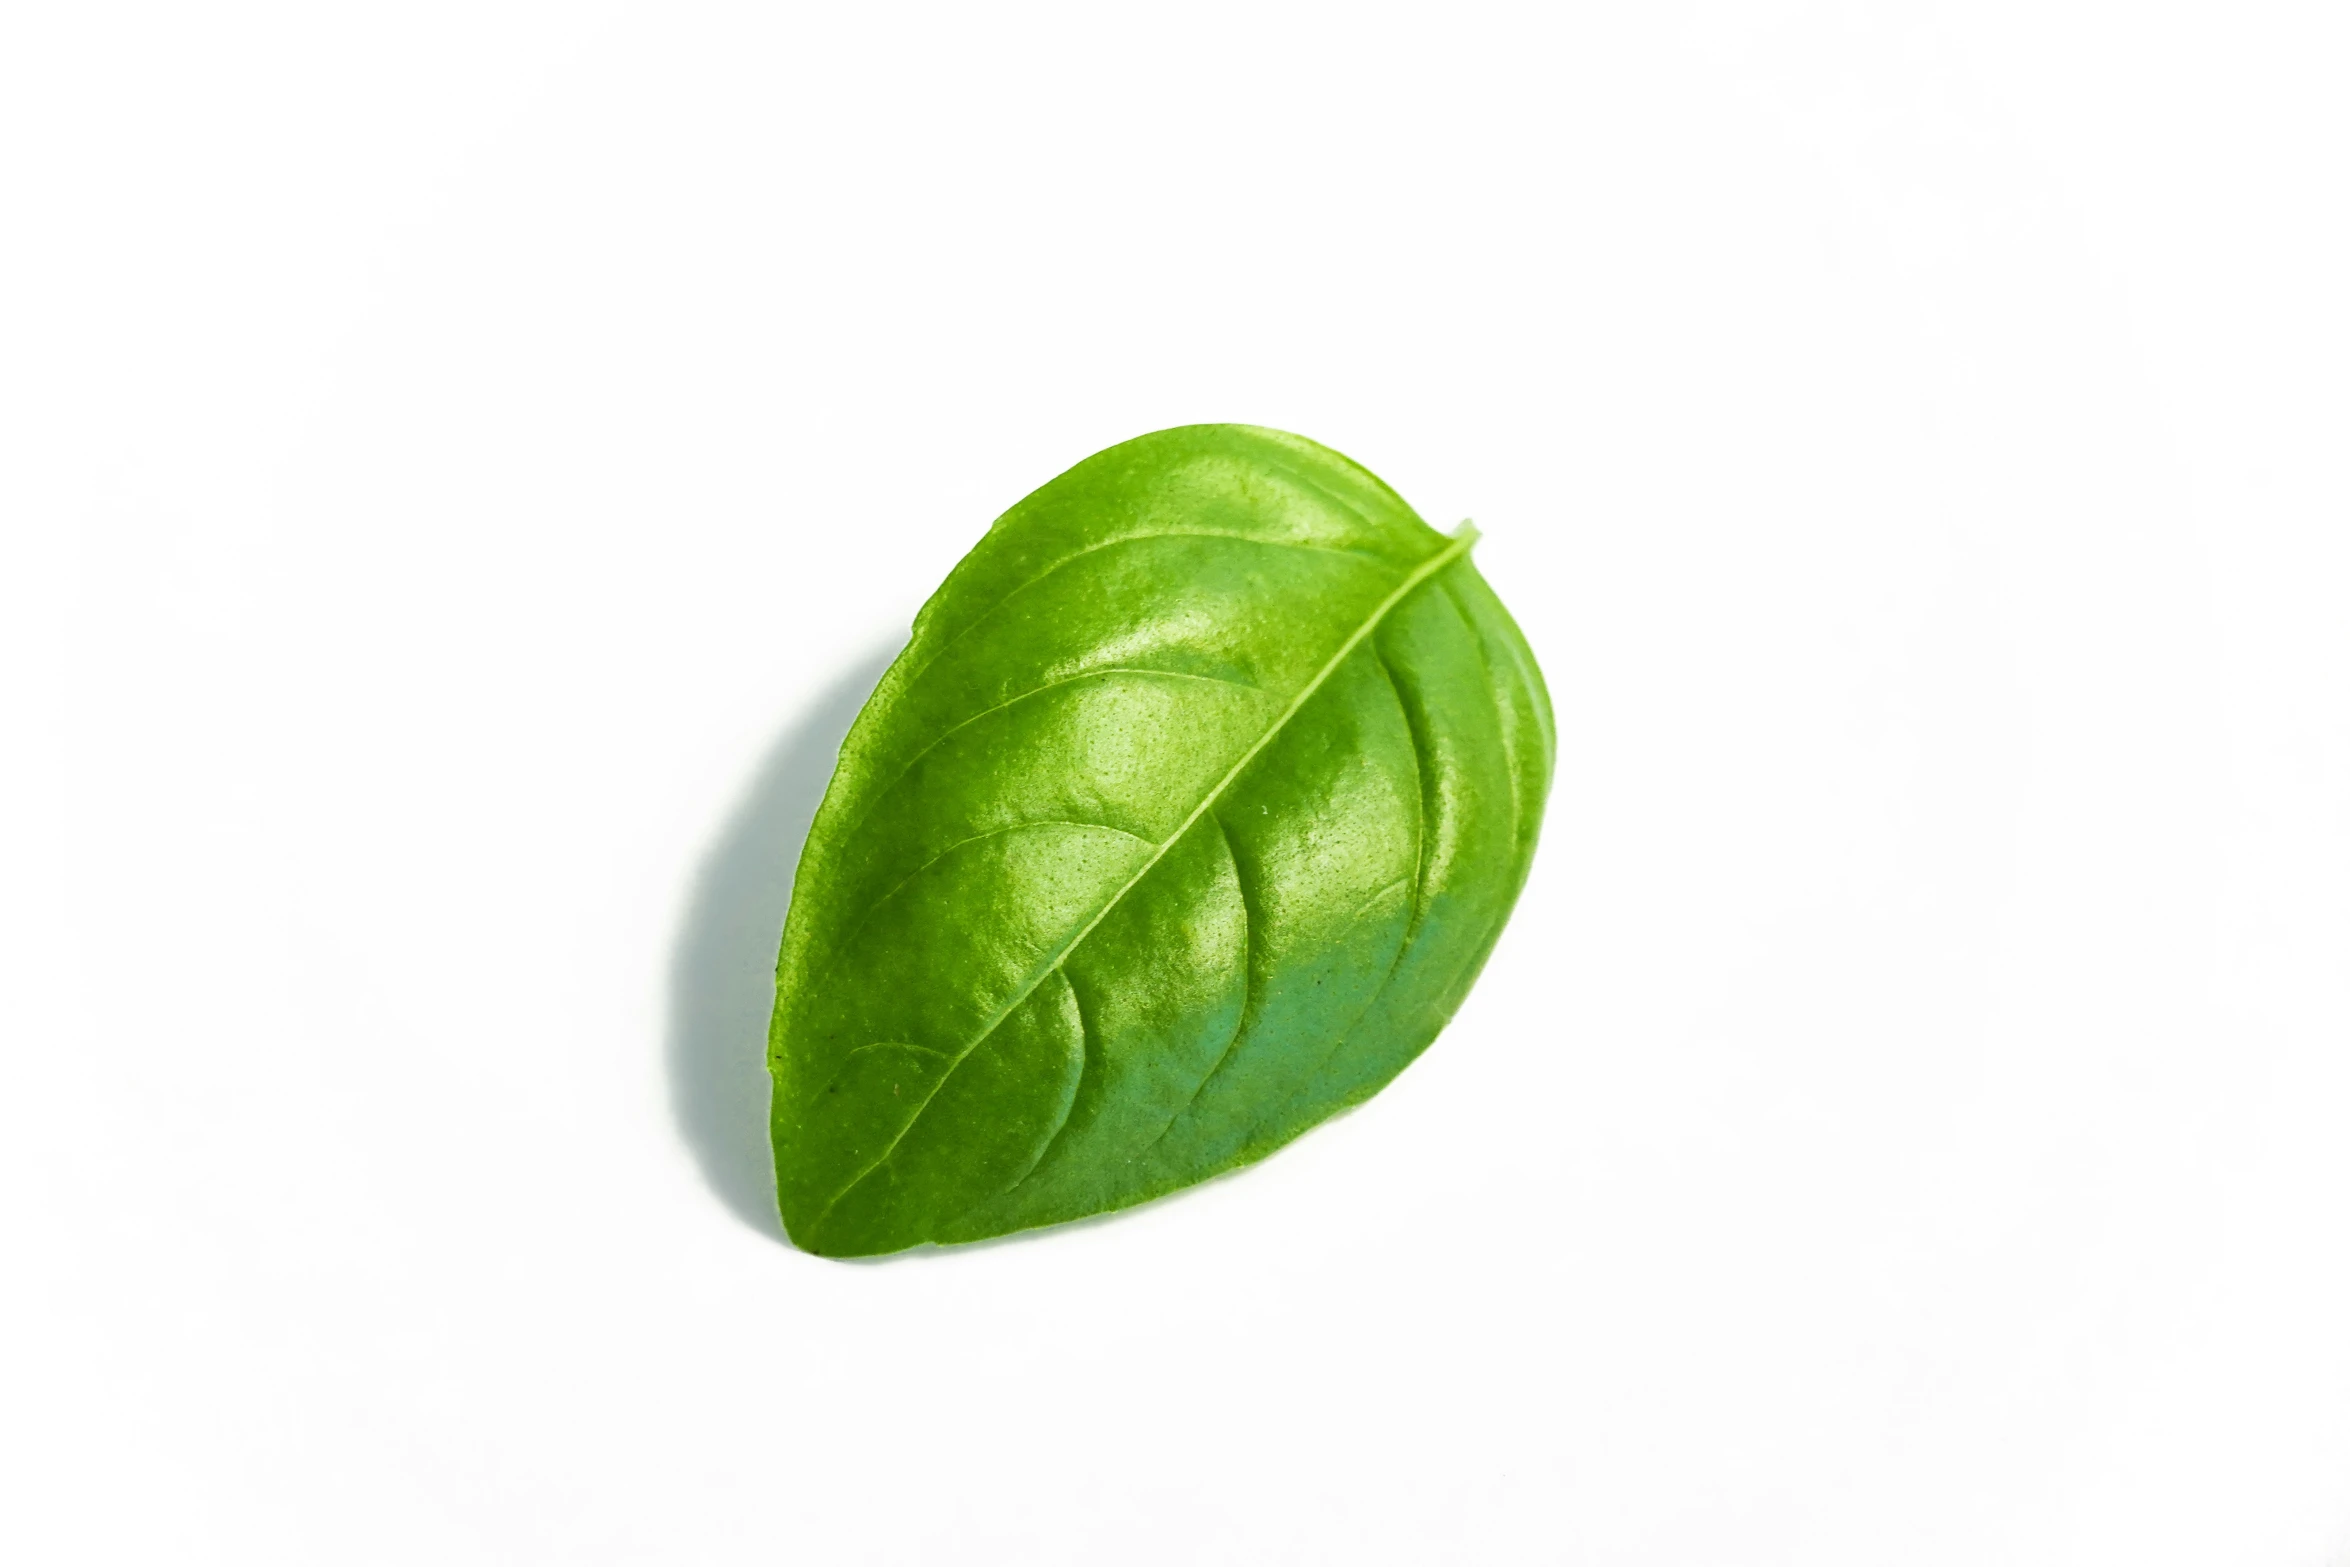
xmin=768 ymin=426 xmax=1552 ymax=1256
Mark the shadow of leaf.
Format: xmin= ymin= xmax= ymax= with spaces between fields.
xmin=666 ymin=639 xmax=901 ymax=1239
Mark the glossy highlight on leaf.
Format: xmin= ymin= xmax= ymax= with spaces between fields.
xmin=767 ymin=425 xmax=1552 ymax=1256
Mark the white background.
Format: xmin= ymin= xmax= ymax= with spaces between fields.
xmin=6 ymin=4 xmax=2347 ymax=1563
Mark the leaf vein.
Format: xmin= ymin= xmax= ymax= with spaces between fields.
xmin=1370 ymin=633 xmax=1436 ymax=941
xmin=1136 ymin=812 xmax=1260 ymax=1156
xmin=891 ymin=531 xmax=1388 ymax=705
xmin=1438 ymin=574 xmax=1532 ymax=851
xmin=837 ymin=667 xmax=1263 ymax=855
xmin=834 ymin=1041 xmax=953 ymax=1068
xmin=1007 ymin=971 xmax=1088 ymax=1191
xmin=810 ymin=820 xmax=1154 ymax=995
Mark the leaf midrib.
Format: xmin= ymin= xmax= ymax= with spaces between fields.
xmin=806 ymin=523 xmax=1481 ymax=1245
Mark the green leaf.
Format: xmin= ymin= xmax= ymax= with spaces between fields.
xmin=767 ymin=425 xmax=1553 ymax=1257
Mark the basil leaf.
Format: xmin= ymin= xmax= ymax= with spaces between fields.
xmin=768 ymin=425 xmax=1552 ymax=1256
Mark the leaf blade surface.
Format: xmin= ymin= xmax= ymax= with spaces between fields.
xmin=769 ymin=426 xmax=1551 ymax=1256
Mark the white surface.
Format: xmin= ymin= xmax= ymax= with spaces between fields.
xmin=8 ymin=4 xmax=2348 ymax=1563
